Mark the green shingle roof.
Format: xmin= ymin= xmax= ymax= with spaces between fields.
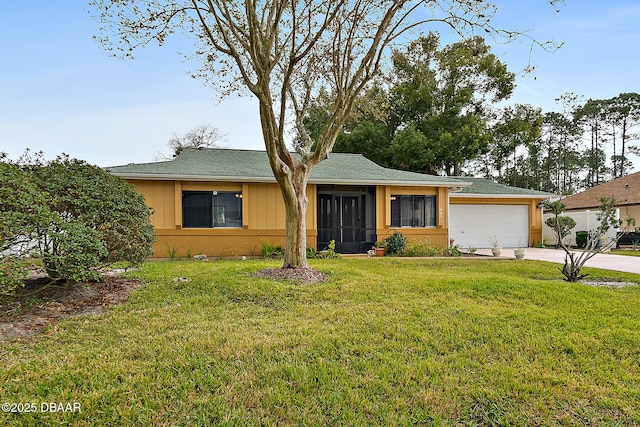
xmin=452 ymin=177 xmax=554 ymax=198
xmin=106 ymin=148 xmax=553 ymax=197
xmin=107 ymin=148 xmax=469 ymax=187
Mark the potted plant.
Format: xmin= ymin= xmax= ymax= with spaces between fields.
xmin=373 ymin=240 xmax=386 ymax=257
xmin=514 ymin=240 xmax=526 ymax=259
xmin=489 ymin=235 xmax=502 ymax=257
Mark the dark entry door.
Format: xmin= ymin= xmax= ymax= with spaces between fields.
xmin=318 ymin=192 xmax=370 ymax=253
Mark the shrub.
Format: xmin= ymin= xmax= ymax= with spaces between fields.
xmin=261 ymin=241 xmax=284 ymax=259
xmin=0 ymin=257 xmax=28 ymax=296
xmin=31 ymin=156 xmax=155 ymax=270
xmin=0 ymin=161 xmax=51 ymax=255
xmin=315 ymin=240 xmax=340 ymax=259
xmin=575 ymin=231 xmax=588 ymax=249
xmin=41 ymin=221 xmax=107 ymax=283
xmin=547 ymin=196 xmax=636 ymax=282
xmin=1 ymin=154 xmax=155 ymax=285
xmin=385 ymin=231 xmax=408 ymax=255
xmin=544 ymin=200 xmax=577 ymax=249
xmin=0 ymin=159 xmax=52 ymax=294
xmin=402 ymin=238 xmax=445 ymax=257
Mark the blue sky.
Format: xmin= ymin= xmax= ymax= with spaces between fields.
xmin=1 ymin=1 xmax=639 ymax=170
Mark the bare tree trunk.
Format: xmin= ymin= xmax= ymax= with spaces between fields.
xmin=282 ymin=169 xmax=310 ymax=268
xmin=258 ymin=96 xmax=313 ymax=268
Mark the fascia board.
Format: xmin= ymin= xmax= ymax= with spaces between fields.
xmin=450 ymin=193 xmax=554 ymax=199
xmin=110 ymin=173 xmax=472 ymax=188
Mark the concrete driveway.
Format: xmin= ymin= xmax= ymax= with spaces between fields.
xmin=474 ymin=247 xmax=640 ymax=275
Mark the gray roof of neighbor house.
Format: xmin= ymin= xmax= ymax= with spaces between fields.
xmin=106 ymin=148 xmax=471 ymax=188
xmin=560 ymin=171 xmax=640 ymax=210
xmin=451 ymin=177 xmax=554 ymax=199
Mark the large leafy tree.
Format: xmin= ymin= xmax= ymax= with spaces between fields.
xmin=538 ymin=110 xmax=583 ymax=193
xmin=574 ymin=98 xmax=610 ymax=187
xmin=92 ymin=0 xmax=560 ymax=268
xmin=596 ymin=93 xmax=640 ymax=178
xmin=490 ymin=104 xmax=542 ymax=187
xmin=389 ymin=33 xmax=515 ymax=176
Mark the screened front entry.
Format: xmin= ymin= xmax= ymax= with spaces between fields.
xmin=317 ymin=186 xmax=376 ymax=254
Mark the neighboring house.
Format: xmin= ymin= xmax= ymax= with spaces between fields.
xmin=449 ymin=178 xmax=553 ymax=249
xmin=107 ymin=148 xmax=551 ymax=257
xmin=558 ymin=171 xmax=640 ymax=223
xmin=542 ymin=171 xmax=640 ymax=246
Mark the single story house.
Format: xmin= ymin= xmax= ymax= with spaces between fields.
xmin=542 ymin=171 xmax=640 ymax=246
xmin=558 ymin=171 xmax=640 ymax=223
xmin=107 ymin=148 xmax=551 ymax=257
xmin=449 ymin=177 xmax=553 ymax=249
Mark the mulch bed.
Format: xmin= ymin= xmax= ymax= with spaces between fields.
xmin=0 ymin=269 xmax=143 ymax=343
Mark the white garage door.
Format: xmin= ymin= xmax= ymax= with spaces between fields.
xmin=450 ymin=204 xmax=529 ymax=248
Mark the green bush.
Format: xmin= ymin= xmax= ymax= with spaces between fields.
xmin=0 ymin=160 xmax=52 ymax=294
xmin=42 ymin=222 xmax=107 ymax=283
xmin=32 ymin=157 xmax=155 ymax=268
xmin=385 ymin=231 xmax=408 ymax=255
xmin=0 ymin=161 xmax=51 ymax=255
xmin=575 ymin=231 xmax=588 ymax=249
xmin=261 ymin=241 xmax=284 ymax=259
xmin=1 ymin=154 xmax=155 ymax=286
xmin=402 ymin=238 xmax=446 ymax=257
xmin=0 ymin=257 xmax=28 ymax=296
xmin=315 ymin=240 xmax=340 ymax=259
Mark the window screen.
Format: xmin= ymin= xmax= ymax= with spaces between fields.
xmin=391 ymin=195 xmax=436 ymax=227
xmin=182 ymin=191 xmax=242 ymax=228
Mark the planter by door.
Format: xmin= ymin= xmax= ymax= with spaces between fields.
xmin=514 ymin=248 xmax=526 ymax=259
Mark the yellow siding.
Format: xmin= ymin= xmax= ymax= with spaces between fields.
xmin=128 ymin=179 xmax=318 ymax=258
xmin=129 ymin=180 xmax=176 ymax=229
xmin=129 ymin=178 xmax=547 ymax=255
xmin=375 ymin=185 xmax=450 ymax=248
xmin=249 ymin=183 xmax=285 ymax=229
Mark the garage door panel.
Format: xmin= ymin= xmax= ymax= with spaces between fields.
xmin=450 ymin=204 xmax=528 ymax=248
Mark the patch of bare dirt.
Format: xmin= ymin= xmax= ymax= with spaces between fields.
xmin=0 ymin=268 xmax=143 ymax=343
xmin=254 ymin=267 xmax=326 ymax=284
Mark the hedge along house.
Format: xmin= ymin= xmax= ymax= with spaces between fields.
xmin=107 ymin=148 xmax=554 ymax=256
xmin=107 ymin=148 xmax=473 ymax=257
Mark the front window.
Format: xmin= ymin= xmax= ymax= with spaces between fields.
xmin=391 ymin=195 xmax=436 ymax=227
xmin=182 ymin=191 xmax=242 ymax=228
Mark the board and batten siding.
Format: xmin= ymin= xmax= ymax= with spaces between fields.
xmin=128 ymin=179 xmax=318 ymax=258
xmin=375 ymin=185 xmax=450 ymax=248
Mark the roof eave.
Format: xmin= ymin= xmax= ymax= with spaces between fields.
xmin=451 ymin=193 xmax=553 ymax=199
xmin=310 ymin=178 xmax=472 ymax=187
xmin=110 ymin=173 xmax=472 ymax=188
xmin=109 ymin=173 xmax=277 ymax=182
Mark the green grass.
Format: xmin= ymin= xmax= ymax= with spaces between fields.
xmin=2 ymin=258 xmax=640 ymax=426
xmin=611 ymin=249 xmax=640 ymax=257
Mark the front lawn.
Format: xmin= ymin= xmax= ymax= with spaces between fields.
xmin=2 ymin=258 xmax=640 ymax=425
xmin=610 ymin=249 xmax=640 ymax=257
